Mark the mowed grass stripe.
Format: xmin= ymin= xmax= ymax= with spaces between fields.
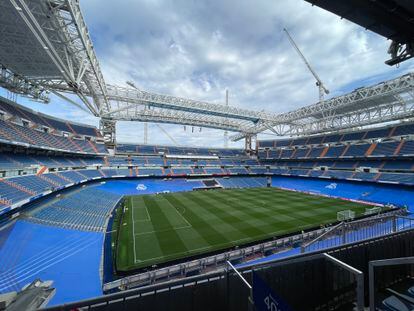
xmin=184 ymin=191 xmax=266 ymax=238
xmin=116 ymin=187 xmax=371 ymax=271
xmin=171 ymin=192 xmax=250 ymax=243
xmin=142 ymin=196 xmax=188 ymax=257
xmin=200 ymin=190 xmax=326 ymax=237
xmin=197 ymin=191 xmax=287 ymax=228
xmin=201 ymin=193 xmax=296 ymax=236
xmin=163 ymin=194 xmax=230 ymax=246
xmin=158 ymin=194 xmax=217 ymax=254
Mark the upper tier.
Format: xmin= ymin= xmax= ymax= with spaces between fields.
xmin=0 ymin=97 xmax=107 ymax=155
xmin=0 ymin=97 xmax=100 ymax=137
xmin=258 ymin=121 xmax=414 ymax=160
xmin=258 ymin=122 xmax=414 ymax=148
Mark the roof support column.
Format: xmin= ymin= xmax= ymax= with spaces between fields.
xmin=100 ymin=118 xmax=116 ymax=152
xmin=244 ymin=134 xmax=257 ymax=155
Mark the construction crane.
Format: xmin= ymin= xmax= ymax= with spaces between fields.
xmin=155 ymin=124 xmax=180 ymax=146
xmin=283 ymin=28 xmax=329 ymax=102
xmin=126 ymin=80 xmax=180 ymax=146
xmin=224 ymin=89 xmax=229 ymax=148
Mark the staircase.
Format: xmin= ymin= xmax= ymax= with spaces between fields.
xmin=304 ymin=148 xmax=313 ymax=158
xmin=87 ymin=140 xmax=99 ymax=154
xmin=388 ymin=126 xmax=396 ymax=138
xmin=0 ymin=197 xmax=11 ymax=206
xmin=74 ymin=170 xmax=88 ymax=179
xmin=37 ymin=174 xmax=61 ymax=187
xmin=361 ymin=131 xmax=368 ymax=140
xmin=36 ymin=166 xmax=48 ymax=175
xmin=394 ymin=140 xmax=404 ymax=156
xmin=340 ymin=145 xmax=350 ymax=157
xmin=320 ymin=147 xmax=329 ymax=158
xmin=0 ymin=179 xmax=36 ymax=195
xmin=66 ymin=122 xmax=77 ymax=135
xmin=104 ymin=157 xmax=110 ymax=166
xmin=55 ymin=172 xmax=75 ymax=183
xmin=7 ymin=122 xmax=36 ymax=145
xmin=0 ymin=125 xmax=14 ymax=141
xmin=69 ymin=138 xmax=84 ymax=153
xmin=365 ymin=143 xmax=377 ymax=156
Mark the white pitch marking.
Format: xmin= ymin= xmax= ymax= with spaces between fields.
xmin=133 ymin=225 xmax=192 ymax=237
xmin=165 ymin=198 xmax=192 ymax=228
xmin=131 ymin=197 xmax=138 ymax=264
xmin=131 ymin=197 xmax=151 ymax=221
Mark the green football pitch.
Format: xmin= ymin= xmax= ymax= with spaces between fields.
xmin=113 ymin=187 xmax=371 ymax=272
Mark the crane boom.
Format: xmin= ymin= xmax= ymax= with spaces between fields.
xmin=156 ymin=124 xmax=180 ymax=146
xmin=283 ymin=28 xmax=329 ymax=101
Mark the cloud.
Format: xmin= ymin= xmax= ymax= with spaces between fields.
xmin=2 ymin=0 xmax=413 ymax=148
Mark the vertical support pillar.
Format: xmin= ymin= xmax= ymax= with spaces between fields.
xmin=244 ymin=134 xmax=257 ymax=156
xmin=224 ymin=89 xmax=229 ymax=148
xmin=392 ymin=215 xmax=397 ymax=233
xmin=100 ymin=118 xmax=116 ymax=152
xmin=245 ymin=135 xmax=252 ymax=154
xmin=144 ymin=122 xmax=148 ymax=144
xmin=342 ymin=223 xmax=346 ymax=245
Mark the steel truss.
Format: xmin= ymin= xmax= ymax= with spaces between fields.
xmin=0 ymin=66 xmax=50 ymax=103
xmin=0 ymin=0 xmax=414 ymax=147
xmin=231 ymin=73 xmax=414 ymax=140
xmin=103 ymin=84 xmax=277 ymax=134
xmin=0 ymin=0 xmax=109 ymax=115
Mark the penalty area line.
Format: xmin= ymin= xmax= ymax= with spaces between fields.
xmin=131 ymin=197 xmax=137 ymax=264
xmin=133 ymin=224 xmax=192 ymax=237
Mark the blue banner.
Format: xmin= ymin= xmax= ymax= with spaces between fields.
xmin=253 ymin=272 xmax=293 ymax=311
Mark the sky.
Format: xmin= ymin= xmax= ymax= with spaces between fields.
xmin=1 ymin=0 xmax=413 ymax=148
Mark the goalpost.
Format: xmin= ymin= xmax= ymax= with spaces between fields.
xmin=337 ymin=210 xmax=355 ymax=221
xmin=364 ymin=206 xmax=382 ymax=216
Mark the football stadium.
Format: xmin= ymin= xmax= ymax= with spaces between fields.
xmin=0 ymin=1 xmax=413 ymax=310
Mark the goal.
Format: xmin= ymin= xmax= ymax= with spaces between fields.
xmin=364 ymin=206 xmax=382 ymax=215
xmin=337 ymin=210 xmax=355 ymax=221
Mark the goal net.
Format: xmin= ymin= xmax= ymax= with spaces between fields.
xmin=337 ymin=210 xmax=355 ymax=221
xmin=364 ymin=206 xmax=382 ymax=215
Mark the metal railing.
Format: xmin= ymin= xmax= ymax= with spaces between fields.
xmin=301 ymin=212 xmax=413 ymax=253
xmin=104 ymin=209 xmax=406 ymax=292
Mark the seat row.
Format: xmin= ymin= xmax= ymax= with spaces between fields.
xmin=0 ymin=96 xmax=99 ymax=137
xmin=0 ymin=119 xmax=107 ymax=155
xmin=28 ymin=187 xmax=122 ymax=232
xmin=1 ymin=165 xmax=414 ymax=219
xmin=258 ymin=140 xmax=414 ymax=159
xmin=258 ymin=122 xmax=414 ymax=148
xmin=0 ymin=153 xmax=259 ymax=171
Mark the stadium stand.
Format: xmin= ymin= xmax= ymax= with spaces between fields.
xmin=0 ymin=96 xmax=107 ymax=155
xmin=27 ymin=187 xmax=122 ymax=232
xmin=256 ymin=121 xmax=414 ymax=187
xmin=216 ymin=177 xmax=267 ymax=188
xmin=2 ymin=114 xmax=414 ymax=224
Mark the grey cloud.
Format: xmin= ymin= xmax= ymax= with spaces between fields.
xmin=48 ymin=1 xmax=413 ymax=146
